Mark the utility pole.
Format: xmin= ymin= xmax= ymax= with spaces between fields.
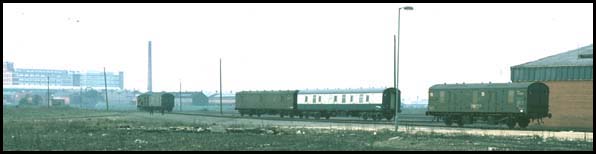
xmin=179 ymin=79 xmax=182 ymax=112
xmin=148 ymin=41 xmax=152 ymax=92
xmin=104 ymin=67 xmax=109 ymax=111
xmin=219 ymin=58 xmax=223 ymax=115
xmin=47 ymin=76 xmax=50 ymax=108
xmin=80 ymin=87 xmax=83 ymax=108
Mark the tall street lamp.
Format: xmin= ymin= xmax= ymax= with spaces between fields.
xmin=395 ymin=6 xmax=413 ymax=132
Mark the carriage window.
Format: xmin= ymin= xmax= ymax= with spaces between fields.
xmin=439 ymin=91 xmax=445 ymax=103
xmin=318 ymin=96 xmax=321 ymax=102
xmin=313 ymin=95 xmax=316 ymax=103
xmin=334 ymin=96 xmax=337 ymax=102
xmin=342 ymin=95 xmax=346 ymax=103
xmin=508 ymin=90 xmax=514 ymax=104
xmin=472 ymin=91 xmax=478 ymax=104
xmin=350 ymin=95 xmax=353 ymax=102
xmin=481 ymin=91 xmax=485 ymax=97
xmin=366 ymin=95 xmax=370 ymax=102
xmin=359 ymin=94 xmax=363 ymax=103
xmin=305 ymin=96 xmax=308 ymax=103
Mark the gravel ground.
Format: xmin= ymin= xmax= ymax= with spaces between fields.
xmin=129 ymin=112 xmax=593 ymax=142
xmin=4 ymin=107 xmax=592 ymax=150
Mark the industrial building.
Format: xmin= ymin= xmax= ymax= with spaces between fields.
xmin=3 ymin=61 xmax=124 ymax=89
xmin=208 ymin=92 xmax=236 ymax=104
xmin=3 ymin=62 xmax=15 ymax=85
xmin=13 ymin=68 xmax=77 ymax=86
xmin=510 ymin=44 xmax=593 ymax=130
xmin=171 ymin=92 xmax=209 ymax=105
xmin=3 ymin=61 xmax=125 ymax=106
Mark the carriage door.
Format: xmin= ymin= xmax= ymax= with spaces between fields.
xmin=489 ymin=91 xmax=497 ymax=113
xmin=447 ymin=91 xmax=455 ymax=112
xmin=455 ymin=91 xmax=462 ymax=112
xmin=388 ymin=92 xmax=396 ymax=110
xmin=454 ymin=91 xmax=459 ymax=112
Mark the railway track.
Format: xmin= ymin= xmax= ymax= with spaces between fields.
xmin=165 ymin=111 xmax=590 ymax=132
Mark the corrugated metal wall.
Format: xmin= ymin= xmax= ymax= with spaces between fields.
xmin=511 ymin=66 xmax=593 ymax=82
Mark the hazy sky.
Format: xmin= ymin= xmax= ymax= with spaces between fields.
xmin=3 ymin=3 xmax=593 ymax=102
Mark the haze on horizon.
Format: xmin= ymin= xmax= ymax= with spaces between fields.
xmin=3 ymin=3 xmax=593 ymax=102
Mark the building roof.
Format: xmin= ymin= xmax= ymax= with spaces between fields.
xmin=430 ymin=82 xmax=542 ymax=90
xmin=512 ymin=44 xmax=593 ymax=68
xmin=298 ymin=88 xmax=394 ymax=94
xmin=171 ymin=92 xmax=207 ymax=97
xmin=208 ymin=93 xmax=236 ymax=98
xmin=235 ymin=88 xmax=399 ymax=95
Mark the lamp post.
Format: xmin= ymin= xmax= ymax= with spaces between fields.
xmin=219 ymin=58 xmax=222 ymax=115
xmin=395 ymin=6 xmax=413 ymax=132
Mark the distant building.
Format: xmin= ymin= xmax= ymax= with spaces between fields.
xmin=510 ymin=44 xmax=592 ymax=130
xmin=80 ymin=71 xmax=124 ymax=89
xmin=403 ymin=99 xmax=428 ymax=109
xmin=3 ymin=62 xmax=15 ymax=85
xmin=192 ymin=92 xmax=209 ymax=105
xmin=402 ymin=104 xmax=427 ymax=109
xmin=3 ymin=61 xmax=124 ymax=105
xmin=170 ymin=92 xmax=209 ymax=105
xmin=2 ymin=61 xmax=123 ymax=89
xmin=208 ymin=92 xmax=235 ymax=104
xmin=13 ymin=68 xmax=77 ymax=86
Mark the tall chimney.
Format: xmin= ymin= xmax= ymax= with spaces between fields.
xmin=148 ymin=41 xmax=152 ymax=92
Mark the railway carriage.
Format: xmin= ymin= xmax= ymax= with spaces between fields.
xmin=137 ymin=92 xmax=175 ymax=114
xmin=235 ymin=88 xmax=400 ymax=121
xmin=297 ymin=88 xmax=399 ymax=120
xmin=426 ymin=82 xmax=551 ymax=128
xmin=235 ymin=90 xmax=298 ymax=117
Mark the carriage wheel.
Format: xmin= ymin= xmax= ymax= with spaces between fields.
xmin=386 ymin=115 xmax=393 ymax=121
xmin=444 ymin=118 xmax=453 ymax=126
xmin=517 ymin=118 xmax=530 ymax=128
xmin=456 ymin=120 xmax=464 ymax=127
xmin=506 ymin=119 xmax=517 ymax=129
